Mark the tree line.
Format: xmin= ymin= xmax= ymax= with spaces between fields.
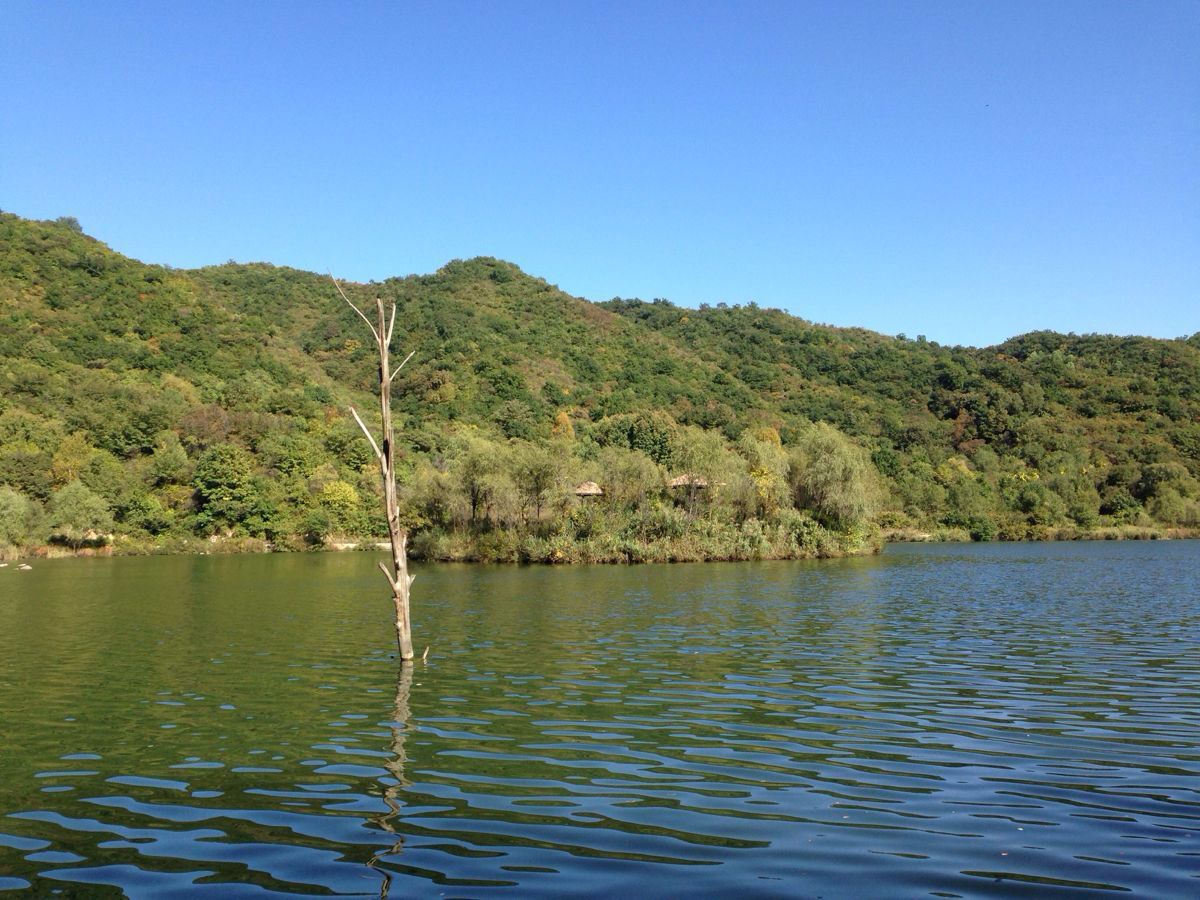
xmin=1 ymin=212 xmax=1197 ymax=560
xmin=0 ymin=403 xmax=880 ymax=562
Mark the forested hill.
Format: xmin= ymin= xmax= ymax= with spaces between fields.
xmin=1 ymin=212 xmax=1198 ymax=558
xmin=603 ymin=299 xmax=1200 ymax=533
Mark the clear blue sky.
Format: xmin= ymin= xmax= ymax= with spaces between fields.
xmin=2 ymin=1 xmax=1196 ymax=347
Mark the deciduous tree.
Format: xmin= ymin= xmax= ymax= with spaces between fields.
xmin=48 ymin=481 xmax=113 ymax=547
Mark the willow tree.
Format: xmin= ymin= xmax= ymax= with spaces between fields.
xmin=334 ymin=279 xmax=416 ymax=661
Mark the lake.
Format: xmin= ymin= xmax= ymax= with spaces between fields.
xmin=1 ymin=541 xmax=1197 ymax=897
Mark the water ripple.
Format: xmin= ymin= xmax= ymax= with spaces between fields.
xmin=0 ymin=542 xmax=1198 ymax=896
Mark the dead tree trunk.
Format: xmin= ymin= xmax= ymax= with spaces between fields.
xmin=334 ymin=279 xmax=416 ymax=661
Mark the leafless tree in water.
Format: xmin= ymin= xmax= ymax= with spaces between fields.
xmin=333 ymin=278 xmax=416 ymax=660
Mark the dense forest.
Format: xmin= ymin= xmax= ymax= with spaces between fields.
xmin=1 ymin=213 xmax=1198 ymax=561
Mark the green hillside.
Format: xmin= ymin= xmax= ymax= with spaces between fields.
xmin=1 ymin=212 xmax=1197 ymax=560
xmin=604 ymin=299 xmax=1200 ymax=536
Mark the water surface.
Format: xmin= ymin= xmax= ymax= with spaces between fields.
xmin=1 ymin=541 xmax=1197 ymax=897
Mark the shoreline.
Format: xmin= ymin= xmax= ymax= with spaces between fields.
xmin=5 ymin=525 xmax=1199 ymax=565
xmin=883 ymin=525 xmax=1200 ymax=543
xmin=1 ymin=538 xmax=882 ymax=565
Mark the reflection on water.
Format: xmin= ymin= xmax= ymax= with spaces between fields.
xmin=367 ymin=663 xmax=412 ymax=898
xmin=0 ymin=541 xmax=1197 ymax=897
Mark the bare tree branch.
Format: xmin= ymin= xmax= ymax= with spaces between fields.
xmin=378 ymin=560 xmax=399 ymax=591
xmin=335 ymin=282 xmax=415 ymax=662
xmin=388 ymin=350 xmax=417 ymax=383
xmin=331 ymin=275 xmax=380 ymax=343
xmin=385 ymin=301 xmax=397 ymax=348
xmin=348 ymin=406 xmax=383 ymax=461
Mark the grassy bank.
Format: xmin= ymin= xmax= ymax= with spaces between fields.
xmin=407 ymin=519 xmax=882 ymax=564
xmin=3 ymin=515 xmax=883 ymax=564
xmin=10 ymin=522 xmax=1195 ymax=565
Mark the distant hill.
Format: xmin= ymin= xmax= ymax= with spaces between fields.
xmin=1 ymin=212 xmax=1197 ymax=557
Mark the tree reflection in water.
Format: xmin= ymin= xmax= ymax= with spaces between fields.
xmin=367 ymin=662 xmax=413 ymax=898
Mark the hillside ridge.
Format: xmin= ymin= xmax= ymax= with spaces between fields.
xmin=2 ymin=212 xmax=1198 ymax=557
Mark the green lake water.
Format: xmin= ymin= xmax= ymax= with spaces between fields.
xmin=0 ymin=542 xmax=1197 ymax=897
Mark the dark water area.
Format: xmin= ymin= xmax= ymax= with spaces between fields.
xmin=0 ymin=541 xmax=1197 ymax=898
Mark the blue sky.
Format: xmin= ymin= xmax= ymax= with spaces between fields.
xmin=2 ymin=1 xmax=1196 ymax=347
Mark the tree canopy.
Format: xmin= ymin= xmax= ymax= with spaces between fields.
xmin=1 ymin=212 xmax=1197 ymax=558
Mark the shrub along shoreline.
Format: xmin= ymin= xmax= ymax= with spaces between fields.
xmin=3 ymin=514 xmax=883 ymax=564
xmin=2 ymin=413 xmax=892 ymax=565
xmin=11 ymin=522 xmax=1200 ymax=567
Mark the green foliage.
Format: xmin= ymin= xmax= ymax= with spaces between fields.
xmin=942 ymin=470 xmax=994 ymax=530
xmin=323 ymin=423 xmax=372 ymax=472
xmin=737 ymin=432 xmax=791 ymax=518
xmin=595 ymin=447 xmax=663 ymax=511
xmin=788 ymin=423 xmax=881 ymax=529
xmin=493 ymin=399 xmax=538 ymax=440
xmin=50 ymin=432 xmax=95 ymax=486
xmin=0 ymin=487 xmax=36 ymax=546
xmin=1 ymin=210 xmax=1197 ymax=555
xmin=592 ymin=412 xmax=678 ymax=466
xmin=1012 ymin=481 xmax=1068 ymax=526
xmin=123 ymin=494 xmax=173 ymax=535
xmin=453 ymin=436 xmax=501 ymax=523
xmin=192 ymin=444 xmax=264 ymax=535
xmin=48 ymin=481 xmax=113 ymax=546
xmin=318 ymin=480 xmax=369 ymax=535
xmin=1148 ymin=488 xmax=1200 ymax=526
xmin=510 ymin=441 xmax=567 ymax=521
xmin=149 ymin=431 xmax=190 ymax=485
xmin=80 ymin=450 xmax=129 ymax=507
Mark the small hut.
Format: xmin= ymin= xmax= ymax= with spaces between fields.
xmin=574 ymin=480 xmax=604 ymax=500
xmin=668 ymin=473 xmax=709 ymax=515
